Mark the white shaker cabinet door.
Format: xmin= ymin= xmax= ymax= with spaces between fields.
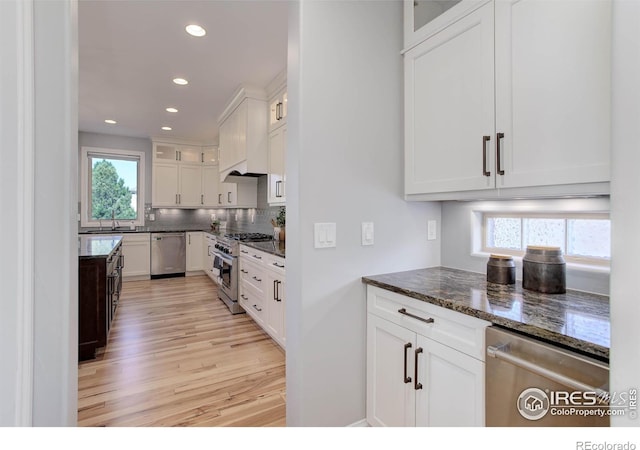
xmin=405 ymin=2 xmax=495 ymax=195
xmin=414 ymin=335 xmax=485 ymax=427
xmin=494 ymin=0 xmax=611 ymax=189
xmin=152 ymin=163 xmax=179 ymax=207
xmin=367 ymin=314 xmax=417 ymax=427
xmin=178 ymin=165 xmax=203 ymax=207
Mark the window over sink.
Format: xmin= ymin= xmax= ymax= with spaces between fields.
xmin=482 ymin=212 xmax=611 ymax=266
xmin=80 ymin=147 xmax=146 ymax=228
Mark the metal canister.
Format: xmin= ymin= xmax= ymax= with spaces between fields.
xmin=487 ymin=254 xmax=516 ymax=285
xmin=522 ymin=246 xmax=566 ymax=294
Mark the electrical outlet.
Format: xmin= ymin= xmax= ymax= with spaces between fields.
xmin=361 ymin=222 xmax=374 ymax=246
xmin=427 ymin=220 xmax=437 ymax=240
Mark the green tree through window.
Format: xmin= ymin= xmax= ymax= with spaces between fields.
xmin=91 ymin=159 xmax=136 ymax=220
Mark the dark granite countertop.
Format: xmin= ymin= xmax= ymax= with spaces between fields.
xmin=362 ymin=267 xmax=609 ymax=360
xmin=240 ymin=240 xmax=285 ymax=258
xmin=79 ymin=226 xmax=213 ymax=234
xmin=78 ymin=235 xmax=123 ymax=258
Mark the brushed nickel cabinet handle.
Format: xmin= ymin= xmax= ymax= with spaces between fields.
xmin=496 ymin=132 xmax=505 ymax=175
xmin=414 ymin=347 xmax=423 ymax=390
xmin=404 ymin=342 xmax=412 ymax=384
xmin=398 ymin=308 xmax=434 ymax=324
xmin=482 ymin=135 xmax=491 ymax=177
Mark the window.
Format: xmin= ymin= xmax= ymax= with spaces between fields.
xmin=483 ymin=213 xmax=610 ymax=265
xmin=81 ymin=147 xmax=145 ymax=227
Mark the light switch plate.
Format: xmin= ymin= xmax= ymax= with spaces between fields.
xmin=361 ymin=222 xmax=374 ymax=246
xmin=427 ymin=220 xmax=437 ymax=240
xmin=314 ymin=222 xmax=337 ymax=248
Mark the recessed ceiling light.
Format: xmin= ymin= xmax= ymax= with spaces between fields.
xmin=173 ymin=78 xmax=188 ymax=86
xmin=185 ymin=24 xmax=206 ymax=37
xmin=104 ymin=119 xmax=116 ymax=124
xmin=166 ymin=107 xmax=178 ymax=113
xmin=161 ymin=126 xmax=172 ymax=131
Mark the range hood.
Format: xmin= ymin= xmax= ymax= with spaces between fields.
xmin=217 ymin=85 xmax=268 ymax=183
xmin=220 ymin=161 xmax=265 ymax=182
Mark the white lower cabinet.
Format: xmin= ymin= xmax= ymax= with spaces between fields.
xmin=203 ymin=233 xmax=215 ymax=279
xmin=186 ymin=232 xmax=203 ymax=272
xmin=366 ymin=285 xmax=488 ymax=427
xmin=121 ymin=233 xmax=150 ymax=278
xmin=239 ymin=245 xmax=285 ymax=348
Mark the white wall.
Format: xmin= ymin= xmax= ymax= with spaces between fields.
xmin=610 ymin=0 xmax=640 ymax=427
xmin=440 ymin=198 xmax=611 ymax=295
xmin=78 ymin=131 xmax=152 ymax=203
xmin=0 ymin=0 xmax=30 ymax=425
xmin=0 ymin=0 xmax=77 ymax=426
xmin=33 ymin=0 xmax=78 ymax=426
xmin=286 ymin=1 xmax=441 ymax=426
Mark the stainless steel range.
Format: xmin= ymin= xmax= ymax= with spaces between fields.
xmin=212 ymin=232 xmax=273 ymax=314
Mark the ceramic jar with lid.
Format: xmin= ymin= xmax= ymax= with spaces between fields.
xmin=487 ymin=254 xmax=516 ymax=285
xmin=522 ymin=246 xmax=566 ymax=294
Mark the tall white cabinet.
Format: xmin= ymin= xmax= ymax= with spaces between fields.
xmin=266 ymin=71 xmax=287 ymax=206
xmin=404 ymin=0 xmax=611 ymax=200
xmin=366 ymin=285 xmax=489 ymax=427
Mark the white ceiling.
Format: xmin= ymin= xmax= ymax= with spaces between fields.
xmin=79 ymin=0 xmax=288 ymax=144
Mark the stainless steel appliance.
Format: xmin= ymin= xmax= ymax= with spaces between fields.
xmin=211 ymin=232 xmax=273 ymax=314
xmin=151 ymin=232 xmax=186 ymax=278
xmin=486 ymin=326 xmax=610 ymax=426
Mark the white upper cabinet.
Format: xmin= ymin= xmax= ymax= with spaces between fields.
xmin=268 ymin=125 xmax=286 ymax=205
xmin=404 ymin=0 xmax=611 ymax=200
xmin=404 ymin=0 xmax=485 ymax=50
xmin=152 ymin=141 xmax=225 ymax=208
xmin=202 ymin=146 xmax=218 ymax=166
xmin=405 ymin=2 xmax=495 ymax=195
xmin=494 ymin=0 xmax=611 ymax=189
xmin=269 ymin=87 xmax=287 ymax=132
xmin=217 ymin=86 xmax=268 ymax=179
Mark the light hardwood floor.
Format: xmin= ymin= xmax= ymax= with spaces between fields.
xmin=78 ymin=275 xmax=286 ymax=427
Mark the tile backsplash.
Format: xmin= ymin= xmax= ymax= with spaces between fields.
xmin=147 ymin=205 xmax=282 ymax=234
xmin=78 ymin=174 xmax=284 ymax=234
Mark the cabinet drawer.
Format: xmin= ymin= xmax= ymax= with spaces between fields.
xmin=264 ymin=253 xmax=285 ymax=275
xmin=239 ymin=258 xmax=265 ymax=293
xmin=240 ymin=281 xmax=265 ymax=324
xmin=366 ymin=286 xmax=489 ymax=361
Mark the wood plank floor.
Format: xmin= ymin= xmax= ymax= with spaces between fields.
xmin=77 ymin=275 xmax=286 ymax=427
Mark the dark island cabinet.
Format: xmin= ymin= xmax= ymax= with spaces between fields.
xmin=78 ymin=237 xmax=123 ymax=361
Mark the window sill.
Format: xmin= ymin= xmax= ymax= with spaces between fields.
xmin=470 ymin=252 xmax=610 ymax=275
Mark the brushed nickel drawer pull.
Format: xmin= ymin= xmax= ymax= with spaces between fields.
xmin=404 ymin=342 xmax=412 ymax=384
xmin=482 ymin=135 xmax=491 ymax=176
xmin=414 ymin=347 xmax=423 ymax=390
xmin=496 ymin=132 xmax=505 ymax=175
xmin=398 ymin=308 xmax=434 ymax=324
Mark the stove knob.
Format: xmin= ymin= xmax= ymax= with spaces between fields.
xmin=224 ymin=248 xmax=229 ymax=254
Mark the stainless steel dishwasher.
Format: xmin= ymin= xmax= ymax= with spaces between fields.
xmin=150 ymin=232 xmax=186 ymax=278
xmin=486 ymin=326 xmax=610 ymax=426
